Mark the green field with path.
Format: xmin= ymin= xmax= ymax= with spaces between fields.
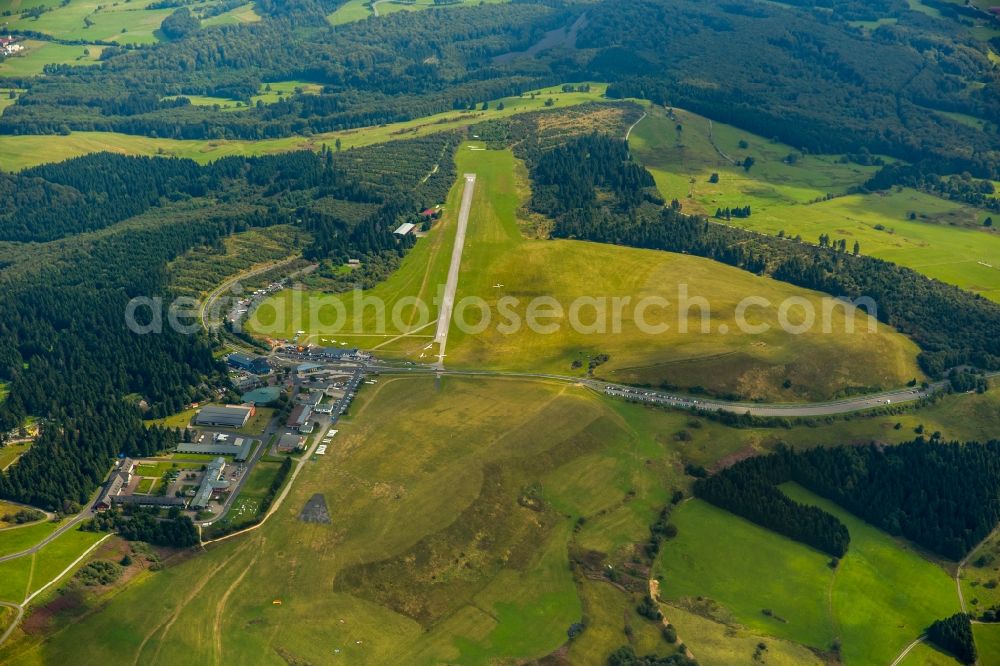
xmin=0 ymin=83 xmax=608 ymax=171
xmin=658 ymin=486 xmax=959 ymax=665
xmin=251 ymin=144 xmax=923 ymax=402
xmin=630 ymin=107 xmax=1000 ymax=302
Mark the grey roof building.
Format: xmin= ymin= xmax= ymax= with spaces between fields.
xmin=190 ymin=457 xmax=231 ymax=510
xmin=176 ymin=437 xmax=254 ymax=462
xmin=112 ymin=495 xmax=186 ymax=508
xmin=194 ymin=405 xmax=253 ymax=429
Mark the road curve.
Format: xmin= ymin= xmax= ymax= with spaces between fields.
xmin=0 ymin=508 xmax=95 ymax=565
xmin=365 ymin=363 xmax=998 ymax=418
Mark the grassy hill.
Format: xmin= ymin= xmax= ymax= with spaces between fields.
xmin=250 ymin=144 xmax=923 ymax=402
xmin=630 ymin=107 xmax=1000 ymax=303
xmin=657 ymin=486 xmax=959 ymax=665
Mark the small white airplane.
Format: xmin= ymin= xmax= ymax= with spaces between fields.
xmin=493 ymin=283 xmax=504 ymax=288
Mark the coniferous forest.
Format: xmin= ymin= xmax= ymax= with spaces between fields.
xmin=697 ymin=440 xmax=1000 ymax=561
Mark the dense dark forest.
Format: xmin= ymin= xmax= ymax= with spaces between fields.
xmin=697 ymin=440 xmax=1000 ymax=560
xmin=926 ymin=613 xmax=977 ymax=664
xmin=694 ymin=455 xmax=850 ymax=557
xmin=521 ymin=134 xmax=1000 ymax=376
xmin=0 ymin=136 xmax=451 ymax=510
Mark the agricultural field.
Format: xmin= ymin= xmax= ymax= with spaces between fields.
xmin=898 ymin=641 xmax=961 ymax=666
xmin=4 ymin=0 xmax=257 ymax=45
xmin=0 ymin=83 xmax=609 ymax=171
xmin=168 ymin=224 xmax=309 ymax=299
xmin=960 ymin=525 xmax=1000 ymax=612
xmin=251 ymin=145 xmax=923 ymax=402
xmin=974 ymin=623 xmax=1000 ymax=664
xmin=657 ymin=485 xmax=959 ymax=666
xmin=0 ymin=40 xmax=104 ymax=77
xmin=0 ymin=376 xmax=688 ymax=664
xmin=327 ymin=0 xmax=508 ymax=25
xmin=630 ymin=107 xmax=1000 ymax=302
xmin=0 ymin=521 xmax=60 ymax=559
xmin=2 ymin=375 xmax=999 ymax=662
xmin=0 ymin=527 xmax=106 ymax=606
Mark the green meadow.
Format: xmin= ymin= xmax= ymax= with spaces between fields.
xmin=6 ymin=0 xmax=257 ymax=45
xmin=630 ymin=107 xmax=1000 ymax=302
xmin=0 ymin=440 xmax=31 ymax=472
xmin=0 ymin=376 xmax=685 ymax=664
xmin=327 ymin=0 xmax=508 ymax=25
xmin=251 ymin=144 xmax=923 ymax=402
xmin=0 ymin=527 xmax=105 ymax=605
xmin=0 ymin=521 xmax=60 ymax=559
xmin=974 ymin=623 xmax=1000 ymax=665
xmin=0 ymin=83 xmax=608 ymax=171
xmin=0 ymin=40 xmax=104 ymax=77
xmin=657 ymin=485 xmax=959 ymax=666
xmin=161 ymin=80 xmax=325 ymax=112
xmin=1 ymin=375 xmax=998 ymax=662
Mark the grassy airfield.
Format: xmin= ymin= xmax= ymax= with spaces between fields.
xmin=251 ymin=144 xmax=923 ymax=402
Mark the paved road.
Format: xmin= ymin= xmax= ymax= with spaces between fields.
xmin=0 ymin=505 xmax=96 ymax=565
xmin=624 ymin=111 xmax=647 ymax=141
xmin=366 ymin=363 xmax=998 ymax=418
xmin=199 ymin=256 xmax=302 ymax=331
xmin=433 ymin=173 xmax=476 ymax=368
xmin=888 ymin=636 xmax=924 ymax=666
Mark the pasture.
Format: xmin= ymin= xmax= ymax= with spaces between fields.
xmin=0 ymin=440 xmax=31 ymax=471
xmin=327 ymin=0 xmax=508 ymax=25
xmin=657 ymin=486 xmax=958 ymax=665
xmin=252 ymin=145 xmax=923 ymax=402
xmin=0 ymin=40 xmax=104 ymax=77
xmin=5 ymin=0 xmax=258 ymax=45
xmin=0 ymin=376 xmax=689 ymax=664
xmin=630 ymin=107 xmax=1000 ymax=302
xmin=0 ymin=521 xmax=59 ymax=559
xmin=0 ymin=83 xmax=609 ymax=171
xmin=0 ymin=375 xmax=997 ymax=662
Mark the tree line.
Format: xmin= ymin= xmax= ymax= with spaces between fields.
xmin=698 ymin=440 xmax=1000 ymax=561
xmin=522 ymin=133 xmax=1000 ymax=377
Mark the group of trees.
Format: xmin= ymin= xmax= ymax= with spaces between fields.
xmin=698 ymin=439 xmax=1000 ymax=561
xmin=0 ymin=4 xmax=560 ymax=140
xmin=926 ymin=613 xmax=976 ymax=664
xmin=714 ymin=205 xmax=751 ymax=220
xmin=865 ymin=162 xmax=1000 ymax=213
xmin=9 ymin=0 xmax=997 ymax=184
xmin=85 ymin=507 xmax=199 ymax=548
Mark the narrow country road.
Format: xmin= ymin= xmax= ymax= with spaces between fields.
xmin=888 ymin=636 xmax=924 ymax=666
xmin=0 ymin=507 xmax=95 ymax=565
xmin=199 ymin=256 xmax=303 ymax=331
